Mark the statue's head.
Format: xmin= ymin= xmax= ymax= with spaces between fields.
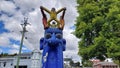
xmin=45 ymin=28 xmax=63 ymax=46
xmin=40 ymin=28 xmax=66 ymax=50
xmin=51 ymin=8 xmax=56 ymax=12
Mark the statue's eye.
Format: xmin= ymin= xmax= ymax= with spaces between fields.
xmin=56 ymin=33 xmax=62 ymax=39
xmin=45 ymin=33 xmax=51 ymax=39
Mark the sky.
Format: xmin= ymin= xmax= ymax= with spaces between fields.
xmin=0 ymin=0 xmax=81 ymax=62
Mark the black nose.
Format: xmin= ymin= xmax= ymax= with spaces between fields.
xmin=48 ymin=39 xmax=59 ymax=47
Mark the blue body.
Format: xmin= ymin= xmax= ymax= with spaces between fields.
xmin=40 ymin=28 xmax=66 ymax=68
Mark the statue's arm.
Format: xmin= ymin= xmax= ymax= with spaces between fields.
xmin=40 ymin=6 xmax=46 ymax=17
xmin=62 ymin=39 xmax=66 ymax=51
xmin=40 ymin=38 xmax=44 ymax=50
xmin=61 ymin=8 xmax=66 ymax=19
xmin=56 ymin=7 xmax=66 ymax=14
xmin=40 ymin=6 xmax=50 ymax=13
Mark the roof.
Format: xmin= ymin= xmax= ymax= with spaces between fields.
xmin=0 ymin=49 xmax=41 ymax=58
xmin=17 ymin=52 xmax=32 ymax=56
xmin=0 ymin=57 xmax=14 ymax=61
xmin=64 ymin=58 xmax=72 ymax=61
xmin=94 ymin=62 xmax=118 ymax=66
xmin=0 ymin=54 xmax=17 ymax=58
xmin=32 ymin=49 xmax=41 ymax=53
xmin=0 ymin=52 xmax=32 ymax=58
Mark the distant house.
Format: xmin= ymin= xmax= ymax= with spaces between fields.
xmin=90 ymin=59 xmax=100 ymax=64
xmin=64 ymin=58 xmax=72 ymax=68
xmin=93 ymin=62 xmax=118 ymax=68
xmin=0 ymin=49 xmax=41 ymax=68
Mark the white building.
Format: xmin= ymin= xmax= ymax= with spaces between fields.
xmin=31 ymin=49 xmax=41 ymax=68
xmin=0 ymin=49 xmax=42 ymax=68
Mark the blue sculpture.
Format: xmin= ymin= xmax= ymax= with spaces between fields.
xmin=40 ymin=6 xmax=66 ymax=68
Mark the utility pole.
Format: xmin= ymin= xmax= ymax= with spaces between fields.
xmin=16 ymin=18 xmax=29 ymax=68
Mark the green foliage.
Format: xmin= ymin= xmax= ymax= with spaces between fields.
xmin=114 ymin=59 xmax=120 ymax=66
xmin=69 ymin=60 xmax=80 ymax=67
xmin=0 ymin=53 xmax=17 ymax=57
xmin=75 ymin=0 xmax=120 ymax=64
xmin=82 ymin=60 xmax=92 ymax=67
xmin=69 ymin=60 xmax=74 ymax=66
xmin=0 ymin=52 xmax=8 ymax=57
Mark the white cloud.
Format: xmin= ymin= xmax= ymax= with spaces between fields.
xmin=0 ymin=0 xmax=16 ymax=15
xmin=9 ymin=49 xmax=19 ymax=54
xmin=12 ymin=44 xmax=19 ymax=49
xmin=13 ymin=0 xmax=41 ymax=15
xmin=9 ymin=44 xmax=27 ymax=50
xmin=0 ymin=0 xmax=80 ymax=61
xmin=0 ymin=36 xmax=10 ymax=46
xmin=6 ymin=44 xmax=29 ymax=54
xmin=63 ymin=50 xmax=81 ymax=62
xmin=63 ymin=29 xmax=79 ymax=50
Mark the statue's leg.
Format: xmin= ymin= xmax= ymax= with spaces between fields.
xmin=60 ymin=16 xmax=64 ymax=29
xmin=54 ymin=19 xmax=60 ymax=27
xmin=62 ymin=39 xmax=66 ymax=51
xmin=42 ymin=15 xmax=48 ymax=29
xmin=47 ymin=18 xmax=53 ymax=26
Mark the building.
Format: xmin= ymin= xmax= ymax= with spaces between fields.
xmin=90 ymin=59 xmax=100 ymax=64
xmin=0 ymin=49 xmax=41 ymax=68
xmin=64 ymin=58 xmax=72 ymax=68
xmin=0 ymin=49 xmax=74 ymax=68
xmin=31 ymin=49 xmax=41 ymax=68
xmin=93 ymin=62 xmax=118 ymax=68
xmin=0 ymin=55 xmax=14 ymax=68
xmin=91 ymin=58 xmax=119 ymax=68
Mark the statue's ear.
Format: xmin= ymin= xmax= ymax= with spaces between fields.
xmin=62 ymin=39 xmax=66 ymax=51
xmin=40 ymin=38 xmax=45 ymax=50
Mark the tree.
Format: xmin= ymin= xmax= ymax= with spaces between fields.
xmin=0 ymin=52 xmax=8 ymax=57
xmin=69 ymin=60 xmax=74 ymax=66
xmin=69 ymin=60 xmax=80 ymax=67
xmin=82 ymin=60 xmax=92 ymax=67
xmin=75 ymin=0 xmax=120 ymax=66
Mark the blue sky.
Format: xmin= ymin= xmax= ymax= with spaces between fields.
xmin=0 ymin=0 xmax=81 ymax=62
xmin=0 ymin=21 xmax=9 ymax=34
